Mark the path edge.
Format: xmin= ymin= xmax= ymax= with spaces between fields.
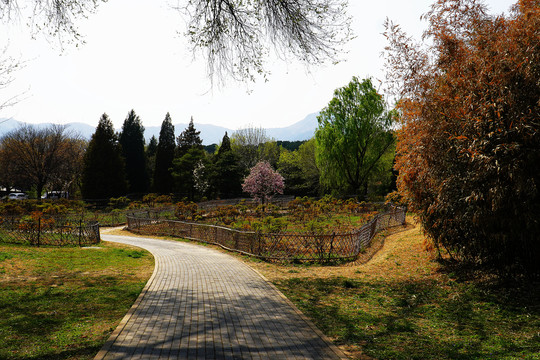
xmin=94 ymin=232 xmax=348 ymax=360
xmin=244 ymin=264 xmax=350 ymax=360
xmin=93 ymin=238 xmax=159 ymax=360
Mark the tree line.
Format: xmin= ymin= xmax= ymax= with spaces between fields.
xmin=2 ymin=0 xmax=537 ymax=278
xmin=1 ymin=0 xmax=537 ymax=278
xmin=0 ymin=78 xmax=397 ymax=202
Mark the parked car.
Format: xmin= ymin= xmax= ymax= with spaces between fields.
xmin=41 ymin=191 xmax=69 ymax=199
xmin=8 ymin=193 xmax=28 ymax=200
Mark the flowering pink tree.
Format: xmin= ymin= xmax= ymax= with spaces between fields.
xmin=242 ymin=161 xmax=285 ymax=208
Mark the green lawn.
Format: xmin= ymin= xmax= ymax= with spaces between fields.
xmin=249 ymin=222 xmax=540 ymax=360
xmin=0 ymin=242 xmax=154 ymax=360
xmin=2 ymin=220 xmax=538 ymax=360
xmin=276 ymin=276 xmax=540 ymax=359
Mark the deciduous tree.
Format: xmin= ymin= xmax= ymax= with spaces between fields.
xmin=181 ymin=0 xmax=351 ymax=82
xmin=1 ymin=1 xmax=351 ymax=83
xmin=259 ymin=141 xmax=280 ymax=169
xmin=242 ymin=161 xmax=284 ymax=208
xmin=384 ymin=0 xmax=540 ymax=276
xmin=278 ymin=138 xmax=320 ymax=196
xmin=0 ymin=124 xmax=84 ymax=198
xmin=0 ymin=46 xmax=22 ymax=110
xmin=231 ymin=125 xmax=269 ymax=170
xmin=315 ymin=77 xmax=395 ymax=198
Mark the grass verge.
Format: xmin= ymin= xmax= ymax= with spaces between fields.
xmin=246 ymin=220 xmax=540 ymax=360
xmin=0 ymin=241 xmax=154 ymax=360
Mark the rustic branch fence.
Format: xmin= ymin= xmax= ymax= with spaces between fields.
xmin=0 ymin=215 xmax=100 ymax=247
xmin=127 ymin=205 xmax=406 ymax=262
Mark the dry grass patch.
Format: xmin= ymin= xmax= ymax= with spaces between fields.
xmin=244 ymin=218 xmax=540 ymax=360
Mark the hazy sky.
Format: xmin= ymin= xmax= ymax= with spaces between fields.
xmin=0 ymin=0 xmax=515 ymax=130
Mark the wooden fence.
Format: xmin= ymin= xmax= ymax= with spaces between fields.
xmin=127 ymin=205 xmax=406 ymax=262
xmin=0 ymin=215 xmax=100 ymax=247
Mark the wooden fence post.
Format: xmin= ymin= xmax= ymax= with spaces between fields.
xmin=78 ymin=220 xmax=82 ymax=247
xmin=37 ymin=216 xmax=41 ymax=247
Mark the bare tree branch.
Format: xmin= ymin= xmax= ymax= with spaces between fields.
xmin=0 ymin=45 xmax=25 ymax=110
xmin=1 ymin=0 xmax=352 ymax=86
xmin=181 ymin=0 xmax=352 ymax=84
xmin=1 ymin=0 xmax=102 ymax=45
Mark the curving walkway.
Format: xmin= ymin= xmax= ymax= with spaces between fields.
xmin=95 ymin=233 xmax=347 ymax=360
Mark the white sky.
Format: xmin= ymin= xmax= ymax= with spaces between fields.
xmin=0 ymin=0 xmax=515 ymax=130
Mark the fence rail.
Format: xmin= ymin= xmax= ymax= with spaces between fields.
xmin=127 ymin=205 xmax=406 ymax=262
xmin=197 ymin=196 xmax=295 ymax=209
xmin=0 ymin=215 xmax=100 ymax=247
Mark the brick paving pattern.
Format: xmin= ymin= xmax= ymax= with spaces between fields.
xmin=95 ymin=234 xmax=346 ymax=360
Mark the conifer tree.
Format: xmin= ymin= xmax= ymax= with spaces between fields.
xmin=146 ymin=135 xmax=158 ymax=189
xmin=176 ymin=117 xmax=202 ymax=157
xmin=119 ymin=110 xmax=150 ymax=195
xmin=154 ymin=113 xmax=176 ymax=194
xmin=212 ymin=132 xmax=243 ymax=198
xmin=217 ymin=131 xmax=232 ymax=156
xmin=173 ymin=118 xmax=207 ymax=200
xmin=82 ymin=113 xmax=127 ymax=199
xmin=172 ymin=147 xmax=209 ymax=201
xmin=147 ymin=136 xmax=158 ymax=158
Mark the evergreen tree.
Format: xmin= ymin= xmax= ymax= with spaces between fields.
xmin=176 ymin=117 xmax=202 ymax=157
xmin=211 ymin=132 xmax=243 ymax=198
xmin=217 ymin=131 xmax=231 ymax=156
xmin=147 ymin=135 xmax=158 ymax=158
xmin=119 ymin=110 xmax=150 ymax=195
xmin=154 ymin=113 xmax=176 ymax=194
xmin=82 ymin=113 xmax=127 ymax=199
xmin=172 ymin=147 xmax=208 ymax=201
xmin=146 ymin=135 xmax=158 ymax=189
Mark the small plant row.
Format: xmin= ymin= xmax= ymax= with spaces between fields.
xmin=0 ymin=212 xmax=100 ymax=247
xmin=127 ymin=197 xmax=406 ymax=262
xmin=168 ymin=196 xmax=385 ymax=234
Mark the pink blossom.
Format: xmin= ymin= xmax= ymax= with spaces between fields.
xmin=242 ymin=161 xmax=285 ymax=204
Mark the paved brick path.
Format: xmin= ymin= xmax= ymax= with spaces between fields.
xmin=95 ymin=234 xmax=346 ymax=360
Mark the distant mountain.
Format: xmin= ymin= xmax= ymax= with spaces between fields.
xmin=0 ymin=118 xmax=26 ymax=133
xmin=266 ymin=112 xmax=319 ymax=141
xmin=144 ymin=123 xmax=232 ymax=145
xmin=0 ymin=112 xmax=320 ymax=145
xmin=0 ymin=118 xmax=97 ymax=139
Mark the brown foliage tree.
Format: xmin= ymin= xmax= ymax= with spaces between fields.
xmin=384 ymin=0 xmax=540 ymax=276
xmin=0 ymin=124 xmax=85 ymax=198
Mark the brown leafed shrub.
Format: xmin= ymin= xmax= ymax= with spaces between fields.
xmin=385 ymin=0 xmax=540 ymax=277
